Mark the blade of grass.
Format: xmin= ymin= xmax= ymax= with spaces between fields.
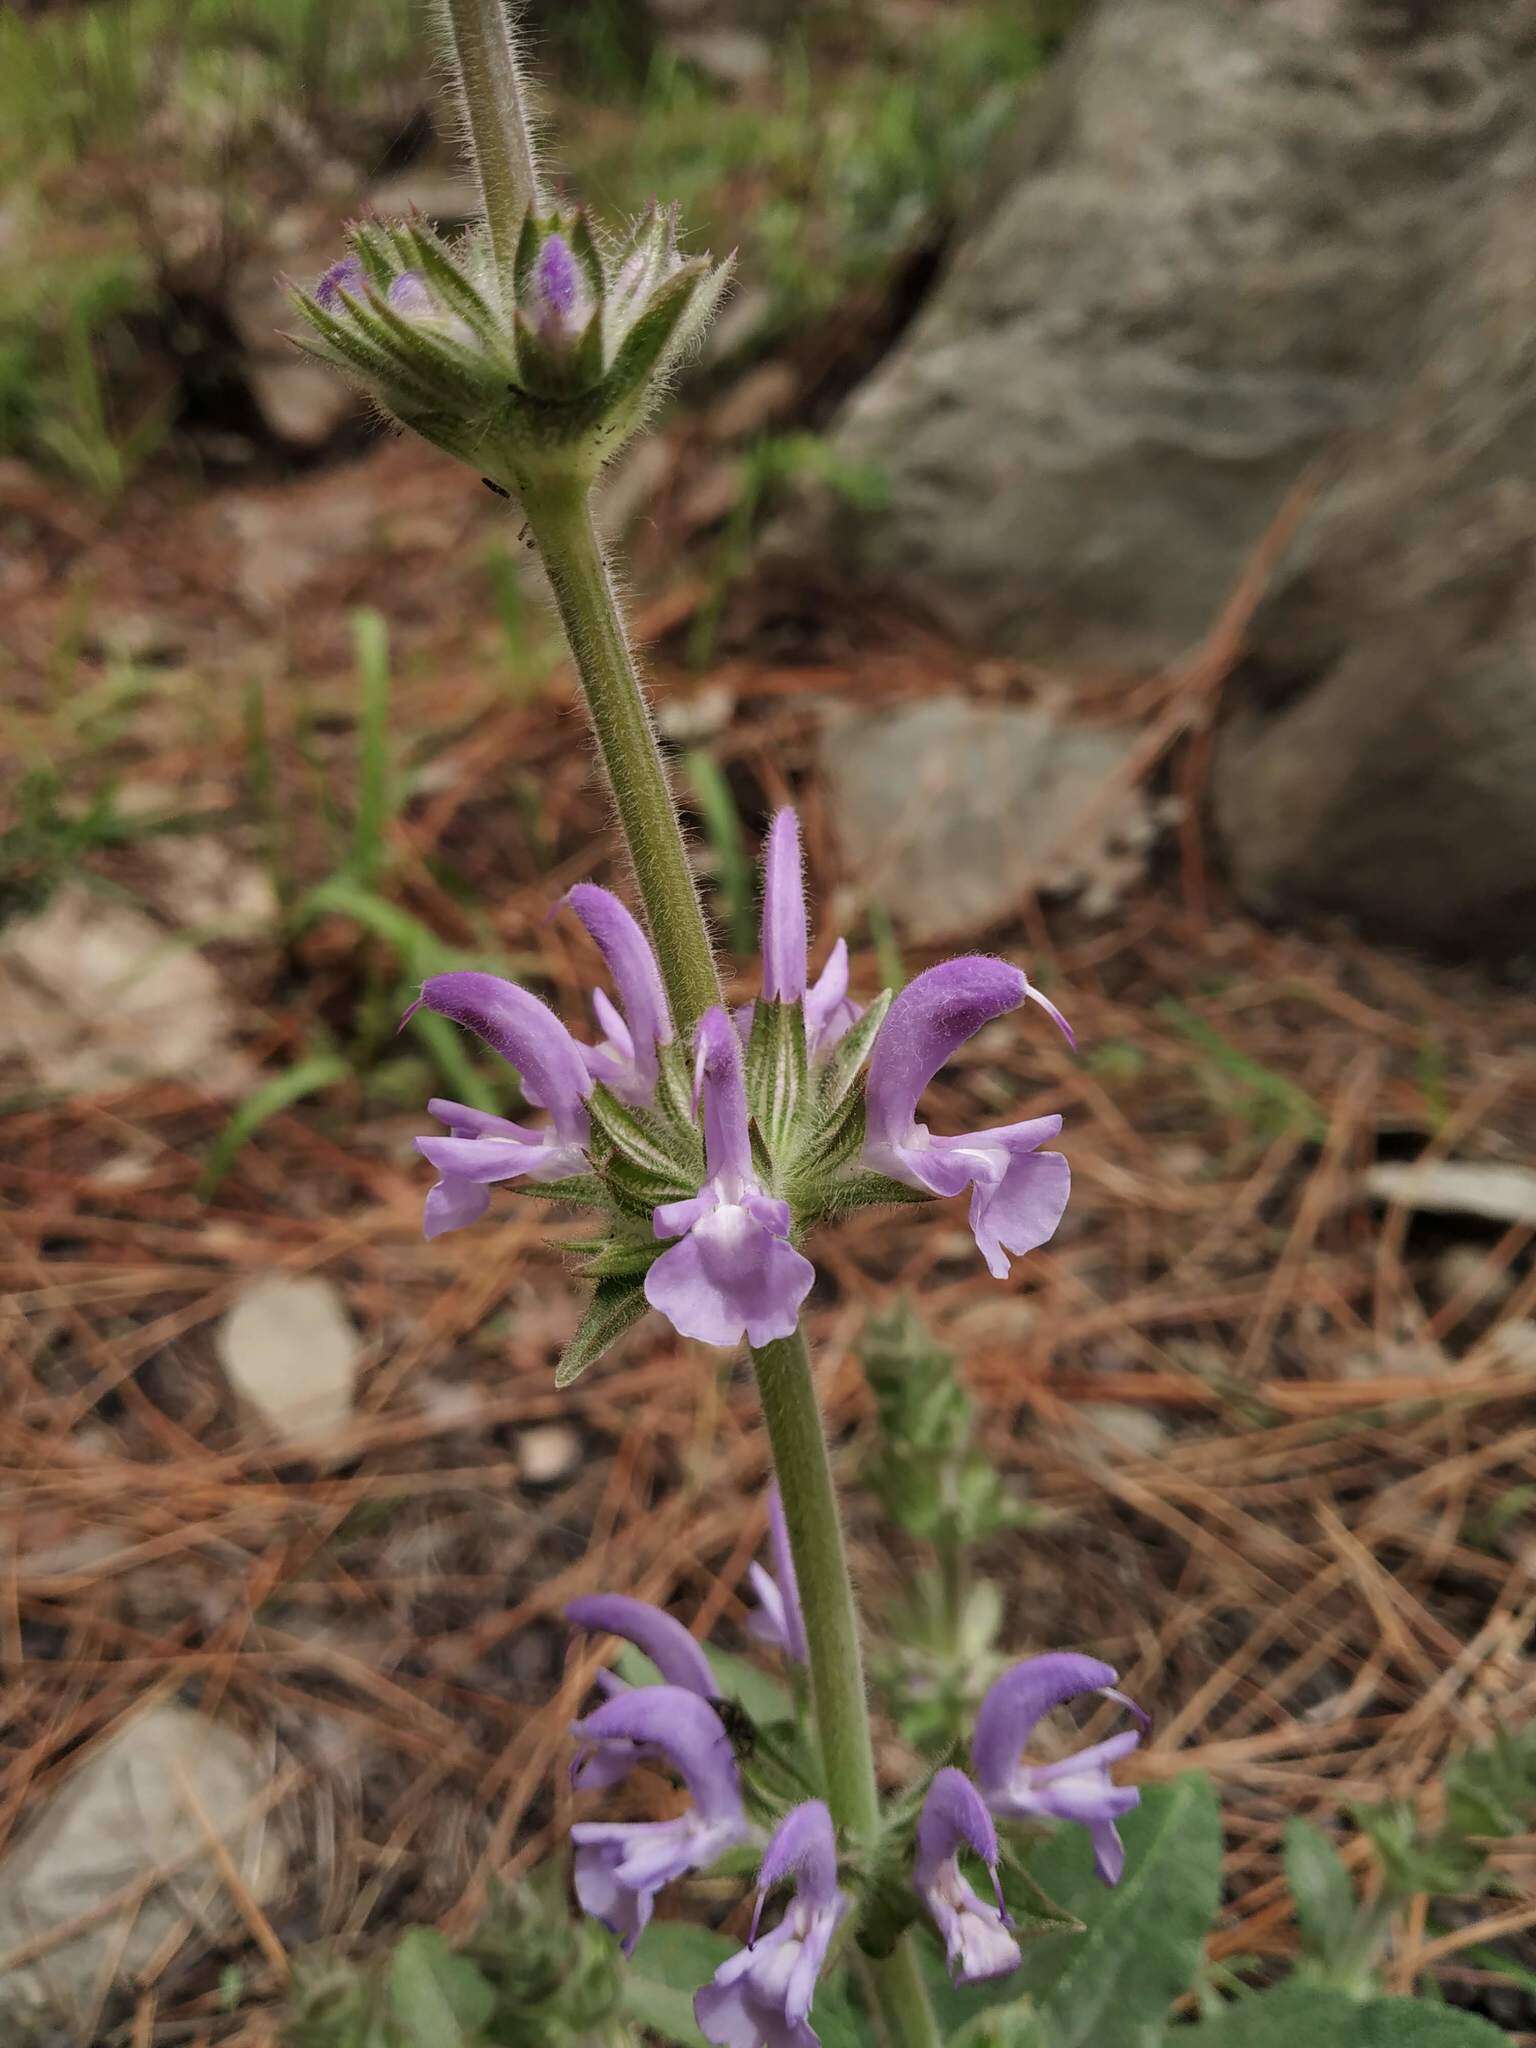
xmin=200 ymin=1053 xmax=352 ymax=1199
xmin=684 ymin=747 xmax=755 ymax=955
xmin=351 ymin=607 xmax=393 ymax=886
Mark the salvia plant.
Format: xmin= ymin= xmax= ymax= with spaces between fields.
xmin=283 ymin=7 xmax=1522 ymax=2046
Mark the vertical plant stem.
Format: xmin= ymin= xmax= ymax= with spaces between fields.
xmin=518 ymin=480 xmax=722 ymax=1032
xmin=438 ymin=0 xmax=540 ymax=292
xmin=753 ymin=1331 xmax=942 ymax=2048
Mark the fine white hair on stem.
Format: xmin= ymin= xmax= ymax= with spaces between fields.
xmin=430 ymin=0 xmax=542 ymax=295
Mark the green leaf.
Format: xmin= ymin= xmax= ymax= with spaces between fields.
xmin=820 ymin=986 xmax=891 ymax=1109
xmin=928 ymin=1775 xmax=1222 ymax=2045
xmin=1168 ymin=1985 xmax=1508 ymax=2045
xmin=555 ymin=1276 xmax=651 ymax=1387
xmin=612 ymin=1641 xmax=794 ymax=1729
xmin=624 ymin=1922 xmax=733 ymax=2045
xmin=1284 ymin=1818 xmax=1358 ymax=1959
xmin=386 ymin=1927 xmax=495 ymax=2045
xmin=199 ymin=1053 xmax=351 ymax=1198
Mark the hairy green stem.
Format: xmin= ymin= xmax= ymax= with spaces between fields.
xmin=438 ymin=0 xmax=540 ymax=292
xmin=518 ymin=481 xmax=722 ymax=1032
xmin=753 ymin=1332 xmax=942 ymax=2048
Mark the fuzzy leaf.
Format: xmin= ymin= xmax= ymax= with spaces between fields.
xmin=1167 ymin=1987 xmax=1507 ymax=2045
xmin=821 ymin=987 xmax=892 ymax=1108
xmin=746 ymin=997 xmax=807 ymax=1156
xmin=586 ymin=1084 xmax=701 ymax=1183
xmin=556 ymin=1277 xmax=651 ymax=1387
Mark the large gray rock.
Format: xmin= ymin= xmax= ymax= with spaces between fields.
xmin=1212 ymin=156 xmax=1536 ymax=952
xmin=782 ymin=0 xmax=1536 ymax=950
xmin=791 ymin=0 xmax=1533 ymax=666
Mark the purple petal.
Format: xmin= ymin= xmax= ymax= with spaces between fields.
xmin=426 ymin=1097 xmax=541 ymax=1142
xmin=534 ymin=233 xmax=580 ymax=319
xmin=1028 ymin=1729 xmax=1143 ymax=1786
xmin=761 ymin=808 xmax=808 ymax=1003
xmin=971 ymin=1654 xmax=1121 ymax=1797
xmin=746 ymin=1563 xmax=792 ymax=1656
xmin=314 ymin=255 xmax=365 ymax=308
xmin=1090 ymin=1818 xmax=1128 ymax=1886
xmin=763 ymin=1485 xmax=808 ymax=1664
xmin=864 ymin=958 xmax=1030 ymax=1152
xmin=415 ymin=1133 xmax=572 ymax=1183
xmin=960 ymin=1123 xmax=1070 ymax=1280
xmin=644 ymin=1206 xmax=815 ymax=1348
xmin=804 ymin=938 xmax=860 ymax=1061
xmin=387 ymin=270 xmax=432 ymax=315
xmin=415 ymin=972 xmax=591 ymax=1142
xmin=574 ymin=1809 xmax=743 ymax=1954
xmin=570 ymin=1686 xmax=743 ymax=1825
xmin=652 ymin=1190 xmax=714 ymax=1240
xmin=423 ymin=1176 xmax=490 ymax=1241
xmin=565 ymin=1593 xmax=716 ymax=1699
xmin=915 ymin=1768 xmax=999 ymax=1887
xmin=693 ymin=1007 xmax=754 ymax=1187
xmin=566 ymin=883 xmax=673 ymax=1100
xmin=754 ymin=1800 xmax=838 ymax=1921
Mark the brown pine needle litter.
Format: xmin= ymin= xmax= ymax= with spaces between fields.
xmin=3 ymin=437 xmax=1536 ymax=2041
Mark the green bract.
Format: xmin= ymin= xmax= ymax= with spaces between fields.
xmin=289 ymin=203 xmax=732 ymax=496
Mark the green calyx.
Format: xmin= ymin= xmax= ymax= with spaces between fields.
xmin=289 ymin=202 xmax=732 ymax=494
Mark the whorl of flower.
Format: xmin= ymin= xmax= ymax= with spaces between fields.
xmin=695 ymin=1801 xmax=848 ymax=2048
xmin=971 ymin=1654 xmax=1148 ymax=1886
xmin=569 ymin=1686 xmax=748 ymax=1954
xmin=747 ymin=1485 xmax=808 ymax=1666
xmin=406 ymin=816 xmax=1074 ymax=1380
xmin=862 ymin=957 xmax=1073 ymax=1279
xmin=644 ymin=1008 xmax=816 ymax=1348
xmin=913 ymin=1769 xmax=1021 ymax=1986
xmin=289 ymin=198 xmax=731 ymax=493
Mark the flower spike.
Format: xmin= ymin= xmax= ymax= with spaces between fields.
xmin=696 ymin=1800 xmax=848 ymax=2048
xmin=863 ymin=957 xmax=1072 ymax=1279
xmin=972 ymin=1654 xmax=1147 ymax=1886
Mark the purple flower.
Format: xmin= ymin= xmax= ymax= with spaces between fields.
xmin=695 ymin=1801 xmax=847 ymax=2048
xmin=314 ymin=255 xmax=365 ymax=308
xmin=747 ymin=1486 xmax=808 ymax=1666
xmin=564 ymin=883 xmax=673 ymax=1107
xmin=386 ymin=269 xmax=433 ymax=315
xmin=565 ymin=1594 xmax=718 ymax=1782
xmin=758 ymin=809 xmax=861 ymax=1060
xmin=409 ymin=972 xmax=592 ymax=1240
xmin=570 ymin=1686 xmax=748 ymax=1954
xmin=644 ymin=1009 xmax=815 ymax=1347
xmin=914 ymin=1769 xmax=1021 ymax=1986
xmin=529 ymin=232 xmax=596 ymax=351
xmin=972 ymin=1655 xmax=1147 ymax=1886
xmin=862 ymin=957 xmax=1073 ymax=1279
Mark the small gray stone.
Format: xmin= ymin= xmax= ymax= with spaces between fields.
xmin=216 ymin=1275 xmax=360 ymax=1451
xmin=819 ymin=697 xmax=1144 ymax=942
xmin=0 ymin=1705 xmax=286 ymax=2024
xmin=515 ymin=1424 xmax=583 ymax=1487
xmin=1366 ymin=1162 xmax=1536 ymax=1230
xmin=1073 ymin=1404 xmax=1171 ymax=1459
xmin=0 ymin=886 xmax=251 ymax=1097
